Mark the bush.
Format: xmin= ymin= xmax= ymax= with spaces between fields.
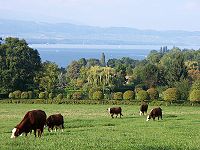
xmin=191 ymin=79 xmax=200 ymax=91
xmin=93 ymin=91 xmax=103 ymax=100
xmin=57 ymin=93 xmax=63 ymax=100
xmin=123 ymin=90 xmax=135 ymax=100
xmin=9 ymin=93 xmax=14 ymax=99
xmin=147 ymin=88 xmax=159 ymax=100
xmin=113 ymin=92 xmax=123 ymax=100
xmin=39 ymin=92 xmax=46 ymax=99
xmin=21 ymin=92 xmax=29 ymax=99
xmin=189 ymin=90 xmax=200 ymax=102
xmin=136 ymin=90 xmax=149 ymax=101
xmin=163 ymin=88 xmax=180 ymax=102
xmin=89 ymin=87 xmax=102 ymax=99
xmin=28 ymin=91 xmax=33 ymax=99
xmin=13 ymin=90 xmax=22 ymax=99
xmin=72 ymin=92 xmax=83 ymax=100
xmin=49 ymin=93 xmax=54 ymax=99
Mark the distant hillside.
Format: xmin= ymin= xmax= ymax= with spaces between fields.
xmin=1 ymin=19 xmax=200 ymax=45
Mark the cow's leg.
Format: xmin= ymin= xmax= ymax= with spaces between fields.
xmin=116 ymin=114 xmax=118 ymax=118
xmin=111 ymin=114 xmax=114 ymax=118
xmin=153 ymin=116 xmax=155 ymax=121
xmin=34 ymin=129 xmax=37 ymax=137
xmin=161 ymin=115 xmax=162 ymax=120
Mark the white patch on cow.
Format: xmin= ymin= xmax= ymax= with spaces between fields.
xmin=11 ymin=128 xmax=17 ymax=138
xmin=61 ymin=129 xmax=64 ymax=132
xmin=107 ymin=108 xmax=110 ymax=113
xmin=54 ymin=128 xmax=57 ymax=132
xmin=139 ymin=111 xmax=142 ymax=116
xmin=146 ymin=115 xmax=150 ymax=121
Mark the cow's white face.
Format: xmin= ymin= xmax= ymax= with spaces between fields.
xmin=107 ymin=108 xmax=110 ymax=113
xmin=139 ymin=111 xmax=142 ymax=116
xmin=11 ymin=128 xmax=17 ymax=138
xmin=146 ymin=115 xmax=150 ymax=121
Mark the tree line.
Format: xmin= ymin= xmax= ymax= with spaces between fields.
xmin=0 ymin=37 xmax=199 ymax=102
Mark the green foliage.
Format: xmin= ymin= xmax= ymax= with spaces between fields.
xmin=113 ymin=92 xmax=123 ymax=100
xmin=191 ymin=79 xmax=200 ymax=91
xmin=147 ymin=88 xmax=159 ymax=100
xmin=13 ymin=90 xmax=22 ymax=99
xmin=136 ymin=90 xmax=149 ymax=101
xmin=28 ymin=91 xmax=33 ymax=99
xmin=39 ymin=92 xmax=46 ymax=99
xmin=8 ymin=92 xmax=14 ymax=99
xmin=174 ymin=79 xmax=191 ymax=100
xmin=72 ymin=92 xmax=83 ymax=100
xmin=21 ymin=92 xmax=29 ymax=99
xmin=92 ymin=91 xmax=103 ymax=100
xmin=189 ymin=90 xmax=200 ymax=102
xmin=57 ymin=93 xmax=63 ymax=100
xmin=123 ymin=90 xmax=135 ymax=100
xmin=49 ymin=93 xmax=54 ymax=99
xmin=163 ymin=88 xmax=180 ymax=102
xmin=89 ymin=87 xmax=102 ymax=99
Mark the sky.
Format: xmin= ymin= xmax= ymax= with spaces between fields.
xmin=0 ymin=0 xmax=200 ymax=31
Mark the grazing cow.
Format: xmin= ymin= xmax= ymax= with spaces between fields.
xmin=46 ymin=114 xmax=64 ymax=132
xmin=146 ymin=107 xmax=162 ymax=121
xmin=107 ymin=107 xmax=123 ymax=118
xmin=11 ymin=110 xmax=47 ymax=138
xmin=140 ymin=102 xmax=148 ymax=116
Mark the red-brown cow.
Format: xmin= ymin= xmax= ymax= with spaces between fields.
xmin=46 ymin=114 xmax=64 ymax=132
xmin=107 ymin=107 xmax=123 ymax=118
xmin=146 ymin=107 xmax=162 ymax=121
xmin=11 ymin=110 xmax=47 ymax=138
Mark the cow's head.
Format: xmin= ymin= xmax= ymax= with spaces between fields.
xmin=146 ymin=115 xmax=151 ymax=121
xmin=11 ymin=128 xmax=21 ymax=138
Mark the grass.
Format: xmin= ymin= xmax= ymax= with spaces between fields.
xmin=0 ymin=104 xmax=200 ymax=150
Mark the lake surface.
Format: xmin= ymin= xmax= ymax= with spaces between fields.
xmin=29 ymin=44 xmax=200 ymax=67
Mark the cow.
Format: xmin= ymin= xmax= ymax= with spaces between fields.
xmin=46 ymin=114 xmax=64 ymax=132
xmin=146 ymin=107 xmax=162 ymax=121
xmin=107 ymin=107 xmax=123 ymax=118
xmin=11 ymin=110 xmax=47 ymax=138
xmin=140 ymin=102 xmax=148 ymax=116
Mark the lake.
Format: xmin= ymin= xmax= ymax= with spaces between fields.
xmin=29 ymin=44 xmax=200 ymax=67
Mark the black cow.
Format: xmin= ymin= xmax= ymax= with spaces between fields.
xmin=140 ymin=102 xmax=148 ymax=116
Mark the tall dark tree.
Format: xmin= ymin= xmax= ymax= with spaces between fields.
xmin=100 ymin=52 xmax=106 ymax=67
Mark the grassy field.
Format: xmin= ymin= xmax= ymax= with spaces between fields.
xmin=0 ymin=104 xmax=200 ymax=150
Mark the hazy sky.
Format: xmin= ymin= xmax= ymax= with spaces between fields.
xmin=0 ymin=0 xmax=200 ymax=31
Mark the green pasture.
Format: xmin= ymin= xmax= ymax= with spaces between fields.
xmin=0 ymin=104 xmax=199 ymax=150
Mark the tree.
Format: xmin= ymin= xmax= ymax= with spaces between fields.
xmin=100 ymin=53 xmax=106 ymax=67
xmin=37 ymin=61 xmax=59 ymax=92
xmin=189 ymin=90 xmax=200 ymax=102
xmin=0 ymin=37 xmax=41 ymax=93
xmin=136 ymin=90 xmax=149 ymax=101
xmin=123 ymin=90 xmax=135 ymax=100
xmin=163 ymin=88 xmax=180 ymax=102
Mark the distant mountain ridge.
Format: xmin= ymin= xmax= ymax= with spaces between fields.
xmin=0 ymin=19 xmax=200 ymax=46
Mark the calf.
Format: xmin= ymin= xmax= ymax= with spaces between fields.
xmin=11 ymin=110 xmax=46 ymax=138
xmin=107 ymin=107 xmax=123 ymax=118
xmin=46 ymin=114 xmax=64 ymax=132
xmin=146 ymin=107 xmax=162 ymax=121
xmin=140 ymin=102 xmax=148 ymax=116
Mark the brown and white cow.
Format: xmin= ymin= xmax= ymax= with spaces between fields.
xmin=107 ymin=107 xmax=123 ymax=118
xmin=146 ymin=107 xmax=162 ymax=121
xmin=46 ymin=114 xmax=64 ymax=132
xmin=11 ymin=110 xmax=47 ymax=138
xmin=140 ymin=102 xmax=148 ymax=116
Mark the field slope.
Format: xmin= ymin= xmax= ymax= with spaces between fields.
xmin=0 ymin=104 xmax=199 ymax=150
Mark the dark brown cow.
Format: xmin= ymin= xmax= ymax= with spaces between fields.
xmin=146 ymin=107 xmax=162 ymax=121
xmin=140 ymin=102 xmax=148 ymax=116
xmin=46 ymin=114 xmax=64 ymax=132
xmin=107 ymin=107 xmax=123 ymax=118
xmin=11 ymin=110 xmax=47 ymax=138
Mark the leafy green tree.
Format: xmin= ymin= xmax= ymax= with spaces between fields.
xmin=37 ymin=61 xmax=59 ymax=92
xmin=0 ymin=37 xmax=41 ymax=93
xmin=174 ymin=79 xmax=191 ymax=100
xmin=113 ymin=92 xmax=123 ymax=100
xmin=93 ymin=91 xmax=103 ymax=100
xmin=147 ymin=88 xmax=159 ymax=100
